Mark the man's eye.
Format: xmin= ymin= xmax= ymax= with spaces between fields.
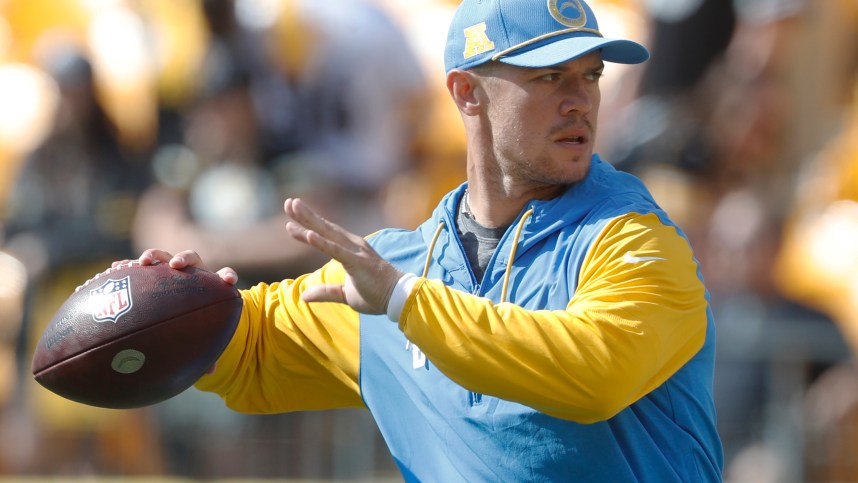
xmin=585 ymin=71 xmax=604 ymax=82
xmin=539 ymin=73 xmax=560 ymax=81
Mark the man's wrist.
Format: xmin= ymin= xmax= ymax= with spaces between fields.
xmin=386 ymin=273 xmax=419 ymax=322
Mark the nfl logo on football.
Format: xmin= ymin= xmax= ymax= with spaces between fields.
xmin=89 ymin=276 xmax=133 ymax=324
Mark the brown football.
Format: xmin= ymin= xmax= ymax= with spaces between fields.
xmin=31 ymin=261 xmax=242 ymax=409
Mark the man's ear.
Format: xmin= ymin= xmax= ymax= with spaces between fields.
xmin=446 ymin=69 xmax=483 ymax=116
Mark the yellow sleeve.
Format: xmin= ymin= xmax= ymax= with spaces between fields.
xmin=399 ymin=212 xmax=708 ymax=423
xmin=194 ymin=260 xmax=362 ymax=413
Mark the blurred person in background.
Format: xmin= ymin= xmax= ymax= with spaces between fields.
xmin=370 ymin=0 xmax=469 ymax=229
xmin=0 ymin=0 xmax=184 ymax=475
xmin=774 ymin=0 xmax=858 ymax=360
xmin=0 ymin=251 xmax=28 ymax=474
xmin=1 ymin=45 xmax=163 ymax=474
xmin=131 ymin=0 xmax=426 ymax=478
xmin=773 ymin=1 xmax=858 ymax=480
xmin=133 ymin=0 xmax=428 ymax=281
xmin=0 ymin=19 xmax=58 ymax=473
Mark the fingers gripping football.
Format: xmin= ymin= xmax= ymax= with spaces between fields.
xmin=136 ymin=249 xmax=238 ymax=286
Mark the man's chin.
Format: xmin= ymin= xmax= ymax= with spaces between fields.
xmin=563 ymin=162 xmax=591 ymax=184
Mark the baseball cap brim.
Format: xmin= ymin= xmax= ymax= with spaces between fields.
xmin=498 ymin=36 xmax=649 ymax=68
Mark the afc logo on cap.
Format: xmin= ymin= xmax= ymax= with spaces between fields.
xmin=462 ymin=22 xmax=496 ymax=60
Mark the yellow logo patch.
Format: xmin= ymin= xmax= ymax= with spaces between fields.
xmin=462 ymin=22 xmax=495 ymax=60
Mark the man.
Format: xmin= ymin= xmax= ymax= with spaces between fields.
xmin=138 ymin=0 xmax=724 ymax=480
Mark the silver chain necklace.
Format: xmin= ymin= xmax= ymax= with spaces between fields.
xmin=461 ymin=189 xmax=473 ymax=218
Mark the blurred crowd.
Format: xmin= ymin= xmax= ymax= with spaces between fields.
xmin=0 ymin=0 xmax=857 ymax=481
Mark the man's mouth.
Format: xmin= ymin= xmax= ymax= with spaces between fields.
xmin=559 ymin=135 xmax=587 ymax=145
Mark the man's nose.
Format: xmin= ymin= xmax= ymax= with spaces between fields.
xmin=559 ymin=81 xmax=594 ymax=116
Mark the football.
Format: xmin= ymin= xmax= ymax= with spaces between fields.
xmin=31 ymin=260 xmax=242 ymax=409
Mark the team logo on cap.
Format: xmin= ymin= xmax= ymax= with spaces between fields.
xmin=462 ymin=22 xmax=496 ymax=60
xmin=548 ymin=0 xmax=588 ymax=28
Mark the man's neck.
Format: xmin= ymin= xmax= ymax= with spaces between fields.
xmin=464 ymin=180 xmax=565 ymax=228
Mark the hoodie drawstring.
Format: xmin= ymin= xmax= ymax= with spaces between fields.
xmin=421 ymin=207 xmax=534 ymax=304
xmin=423 ymin=222 xmax=446 ymax=278
xmin=501 ymin=209 xmax=533 ymax=303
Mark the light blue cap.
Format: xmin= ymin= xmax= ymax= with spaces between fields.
xmin=444 ymin=0 xmax=650 ymax=72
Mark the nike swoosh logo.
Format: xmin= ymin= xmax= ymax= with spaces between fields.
xmin=623 ymin=251 xmax=667 ymax=264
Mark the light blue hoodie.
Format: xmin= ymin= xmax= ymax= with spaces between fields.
xmin=360 ymin=156 xmax=723 ymax=481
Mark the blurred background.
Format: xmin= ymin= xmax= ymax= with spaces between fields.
xmin=0 ymin=0 xmax=857 ymax=481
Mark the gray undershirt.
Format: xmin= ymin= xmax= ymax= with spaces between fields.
xmin=456 ymin=192 xmax=508 ymax=282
